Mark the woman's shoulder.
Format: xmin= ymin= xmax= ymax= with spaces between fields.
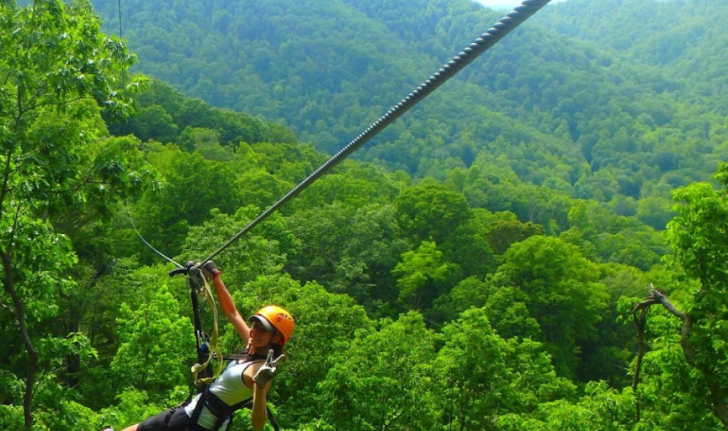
xmin=236 ymin=358 xmax=266 ymax=388
xmin=225 ymin=354 xmax=265 ymax=373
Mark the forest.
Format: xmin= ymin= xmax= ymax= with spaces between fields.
xmin=1 ymin=0 xmax=728 ymax=430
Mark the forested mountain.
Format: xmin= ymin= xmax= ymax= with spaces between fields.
xmin=88 ymin=0 xmax=728 ymax=234
xmin=539 ymin=0 xmax=728 ymax=104
xmin=3 ymin=1 xmax=728 ymax=430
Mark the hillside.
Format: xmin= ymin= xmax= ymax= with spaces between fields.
xmin=90 ymin=0 xmax=728 ymax=227
xmin=538 ymin=0 xmax=728 ymax=105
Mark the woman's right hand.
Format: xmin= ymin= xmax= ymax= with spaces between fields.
xmin=200 ymin=260 xmax=221 ymax=279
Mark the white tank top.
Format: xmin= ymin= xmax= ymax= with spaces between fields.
xmin=184 ymin=358 xmax=262 ymax=430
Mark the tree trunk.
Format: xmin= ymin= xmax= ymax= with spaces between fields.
xmin=1 ymin=251 xmax=38 ymax=429
xmin=67 ymin=313 xmax=81 ymax=388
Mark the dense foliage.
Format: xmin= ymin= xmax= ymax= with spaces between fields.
xmin=87 ymin=0 xmax=727 ymax=226
xmin=1 ymin=0 xmax=728 ymax=430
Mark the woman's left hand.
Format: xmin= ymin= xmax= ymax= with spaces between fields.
xmin=253 ymin=350 xmax=285 ymax=387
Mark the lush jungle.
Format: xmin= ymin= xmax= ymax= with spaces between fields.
xmin=2 ymin=0 xmax=728 ymax=429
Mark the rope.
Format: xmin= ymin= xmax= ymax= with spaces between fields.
xmin=126 ymin=202 xmax=184 ymax=268
xmin=197 ymin=0 xmax=551 ymax=268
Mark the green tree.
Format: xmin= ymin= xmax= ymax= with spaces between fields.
xmin=126 ymin=104 xmax=179 ymax=144
xmin=289 ymin=161 xmax=401 ymax=211
xmin=435 ymin=308 xmax=575 ymax=431
xmin=0 ymin=1 xmax=149 ymax=427
xmin=181 ymin=206 xmax=292 ymax=285
xmin=131 ymin=144 xmax=246 ymax=259
xmin=633 ymin=163 xmax=728 ymax=428
xmin=481 ymin=210 xmax=545 ymax=255
xmin=431 ymin=276 xmax=489 ymax=323
xmin=395 ymin=178 xmax=473 ymax=246
xmin=497 ymin=382 xmax=635 ymax=431
xmin=484 ymin=285 xmax=542 ymax=341
xmin=636 ymin=195 xmax=674 ymax=230
xmin=393 ymin=240 xmax=455 ymax=310
xmin=318 ymin=312 xmax=438 ymax=431
xmin=177 ymin=126 xmax=221 ymax=153
xmin=285 ymin=202 xmax=407 ymax=312
xmin=493 ymin=236 xmax=610 ymax=378
xmin=111 ymin=280 xmax=193 ymax=403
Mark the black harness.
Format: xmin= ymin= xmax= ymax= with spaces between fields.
xmin=186 ymin=353 xmax=280 ymax=431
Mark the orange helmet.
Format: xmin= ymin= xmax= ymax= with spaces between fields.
xmin=250 ymin=305 xmax=295 ymax=346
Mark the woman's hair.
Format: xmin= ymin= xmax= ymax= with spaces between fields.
xmin=269 ymin=340 xmax=284 ymax=358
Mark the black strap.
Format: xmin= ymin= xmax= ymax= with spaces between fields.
xmin=220 ymin=351 xmax=268 ymax=362
xmin=235 ymin=399 xmax=281 ymax=431
xmin=267 ymin=405 xmax=281 ymax=431
xmin=187 ymin=388 xmax=281 ymax=431
xmin=207 ymin=391 xmax=252 ymax=429
xmin=187 ymin=356 xmax=280 ymax=431
xmin=188 ymin=389 xmax=241 ymax=431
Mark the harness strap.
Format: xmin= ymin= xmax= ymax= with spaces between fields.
xmin=188 ymin=388 xmax=253 ymax=431
xmin=266 ymin=404 xmax=281 ymax=431
xmin=229 ymin=400 xmax=281 ymax=431
xmin=188 ymin=358 xmax=268 ymax=431
xmin=190 ymin=275 xmax=224 ymax=387
xmin=185 ymin=388 xmax=281 ymax=431
xmin=209 ymin=391 xmax=252 ymax=429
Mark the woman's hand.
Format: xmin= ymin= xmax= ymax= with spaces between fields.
xmin=200 ymin=260 xmax=221 ymax=279
xmin=253 ymin=350 xmax=285 ymax=387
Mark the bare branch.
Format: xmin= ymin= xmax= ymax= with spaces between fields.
xmin=631 ymin=290 xmax=657 ymax=422
xmin=649 ymin=284 xmax=687 ymax=320
xmin=648 ymin=284 xmax=694 ymax=363
xmin=633 ymin=284 xmax=728 ymax=428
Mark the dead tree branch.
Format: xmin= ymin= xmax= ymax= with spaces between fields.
xmin=633 ymin=284 xmax=728 ymax=428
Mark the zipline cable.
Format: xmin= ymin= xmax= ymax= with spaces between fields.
xmin=126 ymin=202 xmax=184 ymax=268
xmin=198 ymin=0 xmax=551 ymax=267
xmin=118 ymin=0 xmax=123 ymax=39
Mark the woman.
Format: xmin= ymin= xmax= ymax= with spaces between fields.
xmin=121 ymin=261 xmax=295 ymax=431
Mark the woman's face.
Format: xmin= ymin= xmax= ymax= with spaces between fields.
xmin=249 ymin=321 xmax=280 ymax=347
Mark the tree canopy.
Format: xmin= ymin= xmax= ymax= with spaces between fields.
xmin=2 ymin=0 xmax=728 ymax=430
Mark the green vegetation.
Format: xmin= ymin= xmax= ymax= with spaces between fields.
xmin=89 ymin=0 xmax=728 ymax=212
xmin=2 ymin=0 xmax=728 ymax=430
